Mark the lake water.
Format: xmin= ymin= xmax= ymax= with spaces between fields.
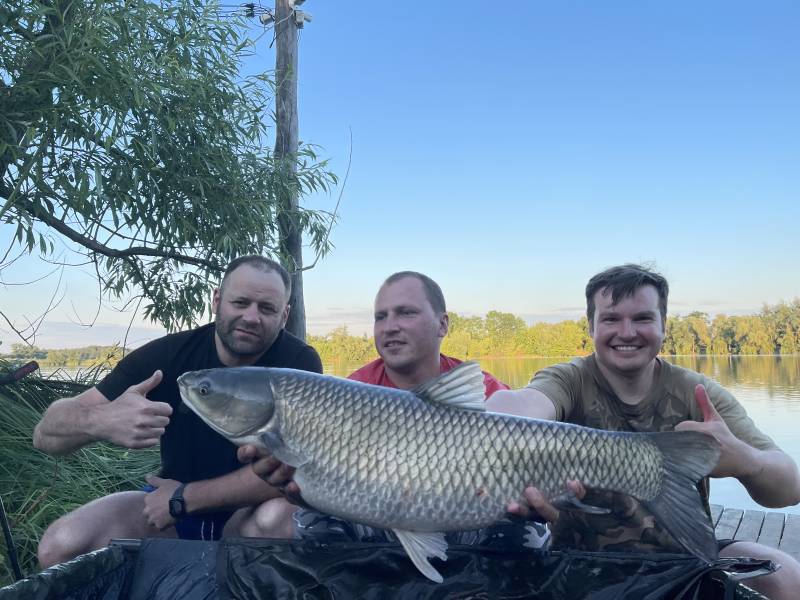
xmin=327 ymin=355 xmax=800 ymax=515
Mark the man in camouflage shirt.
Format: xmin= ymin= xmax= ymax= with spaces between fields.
xmin=487 ymin=264 xmax=800 ymax=600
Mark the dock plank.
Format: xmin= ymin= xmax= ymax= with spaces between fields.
xmin=733 ymin=510 xmax=764 ymax=542
xmin=778 ymin=514 xmax=800 ymax=561
xmin=715 ymin=508 xmax=744 ymax=540
xmin=757 ymin=512 xmax=785 ymax=549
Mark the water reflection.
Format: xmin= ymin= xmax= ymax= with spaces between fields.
xmin=325 ymin=355 xmax=800 ymax=514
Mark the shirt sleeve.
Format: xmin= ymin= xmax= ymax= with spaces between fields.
xmin=295 ymin=345 xmax=323 ymax=374
xmin=482 ymin=372 xmax=510 ymax=398
xmin=96 ymin=339 xmax=166 ymax=402
xmin=525 ymin=361 xmax=583 ymax=421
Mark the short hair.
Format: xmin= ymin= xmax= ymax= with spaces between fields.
xmin=382 ymin=271 xmax=447 ymax=314
xmin=586 ymin=264 xmax=668 ymax=324
xmin=220 ymin=255 xmax=291 ymax=299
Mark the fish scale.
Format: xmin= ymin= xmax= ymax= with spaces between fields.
xmin=178 ymin=361 xmax=721 ymax=583
xmin=272 ymin=370 xmax=664 ymax=531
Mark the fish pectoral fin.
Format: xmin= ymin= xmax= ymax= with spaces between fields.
xmin=412 ymin=361 xmax=486 ymax=411
xmin=550 ymin=489 xmax=610 ymax=515
xmin=259 ymin=431 xmax=309 ymax=467
xmin=393 ymin=529 xmax=448 ymax=583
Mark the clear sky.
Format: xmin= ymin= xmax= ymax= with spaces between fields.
xmin=1 ymin=1 xmax=798 ymax=349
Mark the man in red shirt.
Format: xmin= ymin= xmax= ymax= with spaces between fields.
xmin=238 ymin=271 xmax=513 ymax=539
xmin=348 ymin=271 xmax=508 ymax=396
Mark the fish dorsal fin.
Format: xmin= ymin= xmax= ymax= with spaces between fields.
xmin=412 ymin=361 xmax=486 ymax=411
xmin=393 ymin=529 xmax=448 ymax=583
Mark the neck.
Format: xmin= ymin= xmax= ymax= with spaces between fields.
xmin=595 ymin=357 xmax=659 ymax=405
xmin=385 ymin=356 xmax=442 ymax=390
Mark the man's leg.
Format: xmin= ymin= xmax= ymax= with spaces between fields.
xmin=224 ymin=497 xmax=298 ymax=539
xmin=720 ymin=541 xmax=800 ymax=600
xmin=38 ymin=491 xmax=176 ymax=569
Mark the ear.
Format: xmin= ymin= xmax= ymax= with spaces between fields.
xmin=281 ymin=304 xmax=291 ymax=328
xmin=211 ymin=288 xmax=222 ymax=315
xmin=438 ymin=312 xmax=449 ymax=338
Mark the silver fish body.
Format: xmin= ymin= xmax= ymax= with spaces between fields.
xmin=178 ymin=362 xmax=720 ymax=582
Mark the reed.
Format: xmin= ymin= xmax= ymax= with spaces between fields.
xmin=0 ymin=361 xmax=159 ymax=587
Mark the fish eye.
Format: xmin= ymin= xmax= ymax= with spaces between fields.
xmin=199 ymin=383 xmax=210 ymax=396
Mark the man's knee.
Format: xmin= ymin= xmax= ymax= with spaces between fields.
xmin=38 ymin=517 xmax=85 ymax=569
xmin=721 ymin=541 xmax=800 ymax=600
xmin=238 ymin=498 xmax=298 ymax=539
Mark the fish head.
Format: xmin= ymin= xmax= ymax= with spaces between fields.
xmin=177 ymin=366 xmax=275 ymax=444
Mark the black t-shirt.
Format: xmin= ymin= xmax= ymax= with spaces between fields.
xmin=96 ymin=323 xmax=322 ymax=482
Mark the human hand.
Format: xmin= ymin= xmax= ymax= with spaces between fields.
xmin=237 ymin=444 xmax=303 ymax=504
xmin=93 ymin=371 xmax=172 ymax=448
xmin=142 ymin=475 xmax=181 ymax=530
xmin=507 ymin=480 xmax=586 ymax=523
xmin=675 ymin=384 xmax=756 ymax=479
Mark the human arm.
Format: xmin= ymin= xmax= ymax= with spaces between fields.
xmin=32 ymin=371 xmax=170 ymax=456
xmin=142 ymin=464 xmax=286 ymax=530
xmin=485 ymin=387 xmax=557 ymax=420
xmin=676 ymin=384 xmax=800 ymax=508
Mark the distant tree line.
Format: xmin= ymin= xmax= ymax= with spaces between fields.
xmin=0 ymin=344 xmax=125 ymax=369
xmin=310 ymin=300 xmax=800 ymax=363
xmin=2 ymin=300 xmax=797 ymax=370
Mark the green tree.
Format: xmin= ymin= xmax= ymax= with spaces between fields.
xmin=709 ymin=314 xmax=734 ymax=355
xmin=1 ymin=0 xmax=336 ymax=334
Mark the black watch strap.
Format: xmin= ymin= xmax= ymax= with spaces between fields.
xmin=168 ymin=482 xmax=188 ymax=519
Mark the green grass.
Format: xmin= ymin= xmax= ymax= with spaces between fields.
xmin=0 ymin=360 xmax=159 ymax=587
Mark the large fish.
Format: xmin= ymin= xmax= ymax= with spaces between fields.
xmin=177 ymin=361 xmax=721 ymax=583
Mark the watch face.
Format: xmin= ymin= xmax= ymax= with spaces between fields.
xmin=169 ymin=498 xmax=185 ymax=517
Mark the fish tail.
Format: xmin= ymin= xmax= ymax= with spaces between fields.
xmin=640 ymin=430 xmax=721 ymax=562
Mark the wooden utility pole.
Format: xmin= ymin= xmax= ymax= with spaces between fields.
xmin=272 ymin=0 xmax=310 ymax=340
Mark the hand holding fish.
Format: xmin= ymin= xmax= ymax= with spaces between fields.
xmin=237 ymin=444 xmax=303 ymax=503
xmin=675 ymin=384 xmax=758 ymax=479
xmin=142 ymin=475 xmax=181 ymax=530
xmin=507 ymin=480 xmax=586 ymax=523
xmin=96 ymin=370 xmax=171 ymax=449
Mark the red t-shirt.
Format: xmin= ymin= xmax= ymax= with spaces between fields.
xmin=347 ymin=355 xmax=509 ymax=398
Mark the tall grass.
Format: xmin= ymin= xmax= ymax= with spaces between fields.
xmin=0 ymin=360 xmax=159 ymax=587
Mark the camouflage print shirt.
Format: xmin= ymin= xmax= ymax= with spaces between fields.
xmin=526 ymin=355 xmax=779 ymax=553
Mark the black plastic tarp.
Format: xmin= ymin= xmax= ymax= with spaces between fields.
xmin=0 ymin=538 xmax=774 ymax=600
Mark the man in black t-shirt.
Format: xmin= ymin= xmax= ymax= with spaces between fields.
xmin=33 ymin=256 xmax=322 ymax=568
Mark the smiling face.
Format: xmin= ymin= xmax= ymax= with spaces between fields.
xmin=212 ymin=264 xmax=290 ymax=366
xmin=589 ymin=284 xmax=665 ymax=380
xmin=373 ymin=276 xmax=448 ymax=379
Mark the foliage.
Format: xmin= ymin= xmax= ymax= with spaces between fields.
xmin=308 ymin=326 xmax=377 ymax=369
xmin=664 ymin=300 xmax=800 ymax=356
xmin=0 ymin=360 xmax=159 ymax=587
xmin=1 ymin=344 xmax=124 ymax=369
xmin=1 ymin=0 xmax=337 ymax=333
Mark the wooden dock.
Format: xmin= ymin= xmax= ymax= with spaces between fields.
xmin=711 ymin=504 xmax=800 ymax=561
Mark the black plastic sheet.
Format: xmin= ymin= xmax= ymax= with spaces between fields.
xmin=220 ymin=539 xmax=773 ymax=600
xmin=0 ymin=537 xmax=774 ymax=600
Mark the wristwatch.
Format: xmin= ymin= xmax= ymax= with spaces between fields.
xmin=168 ymin=483 xmax=188 ymax=519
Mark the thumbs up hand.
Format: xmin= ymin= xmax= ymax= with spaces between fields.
xmin=92 ymin=370 xmax=173 ymax=448
xmin=675 ymin=384 xmax=758 ymax=479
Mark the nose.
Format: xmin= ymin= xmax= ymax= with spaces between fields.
xmin=382 ymin=313 xmax=401 ymax=333
xmin=619 ymin=319 xmax=636 ymax=338
xmin=240 ymin=304 xmax=260 ymax=323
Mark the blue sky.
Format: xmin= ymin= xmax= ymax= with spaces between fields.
xmin=1 ymin=1 xmax=799 ymax=349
